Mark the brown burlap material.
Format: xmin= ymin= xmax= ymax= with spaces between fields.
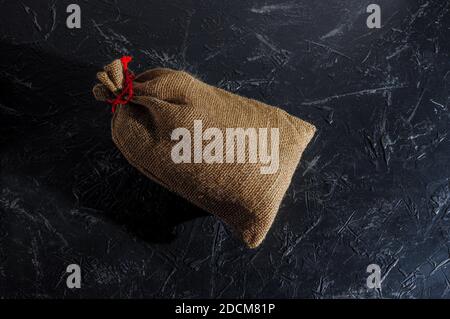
xmin=93 ymin=59 xmax=316 ymax=248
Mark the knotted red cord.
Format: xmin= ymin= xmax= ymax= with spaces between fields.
xmin=107 ymin=56 xmax=135 ymax=113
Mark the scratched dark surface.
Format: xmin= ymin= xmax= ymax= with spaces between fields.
xmin=0 ymin=0 xmax=449 ymax=298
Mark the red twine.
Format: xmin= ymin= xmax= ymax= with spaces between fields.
xmin=107 ymin=56 xmax=135 ymax=113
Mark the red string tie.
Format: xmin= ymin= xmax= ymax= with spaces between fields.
xmin=107 ymin=56 xmax=135 ymax=113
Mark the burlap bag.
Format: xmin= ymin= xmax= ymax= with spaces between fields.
xmin=93 ymin=57 xmax=316 ymax=248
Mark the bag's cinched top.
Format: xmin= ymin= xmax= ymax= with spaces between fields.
xmin=93 ymin=56 xmax=134 ymax=113
xmin=93 ymin=58 xmax=316 ymax=248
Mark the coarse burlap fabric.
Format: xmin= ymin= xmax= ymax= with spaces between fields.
xmin=93 ymin=59 xmax=316 ymax=248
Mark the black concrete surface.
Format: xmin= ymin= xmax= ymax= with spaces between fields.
xmin=0 ymin=0 xmax=449 ymax=298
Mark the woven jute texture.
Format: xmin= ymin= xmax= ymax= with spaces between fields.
xmin=93 ymin=59 xmax=316 ymax=248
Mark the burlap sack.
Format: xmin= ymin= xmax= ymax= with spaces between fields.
xmin=93 ymin=58 xmax=316 ymax=248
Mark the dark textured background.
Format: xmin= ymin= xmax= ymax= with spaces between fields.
xmin=0 ymin=0 xmax=449 ymax=298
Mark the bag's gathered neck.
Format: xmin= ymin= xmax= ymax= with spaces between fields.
xmin=106 ymin=56 xmax=135 ymax=113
